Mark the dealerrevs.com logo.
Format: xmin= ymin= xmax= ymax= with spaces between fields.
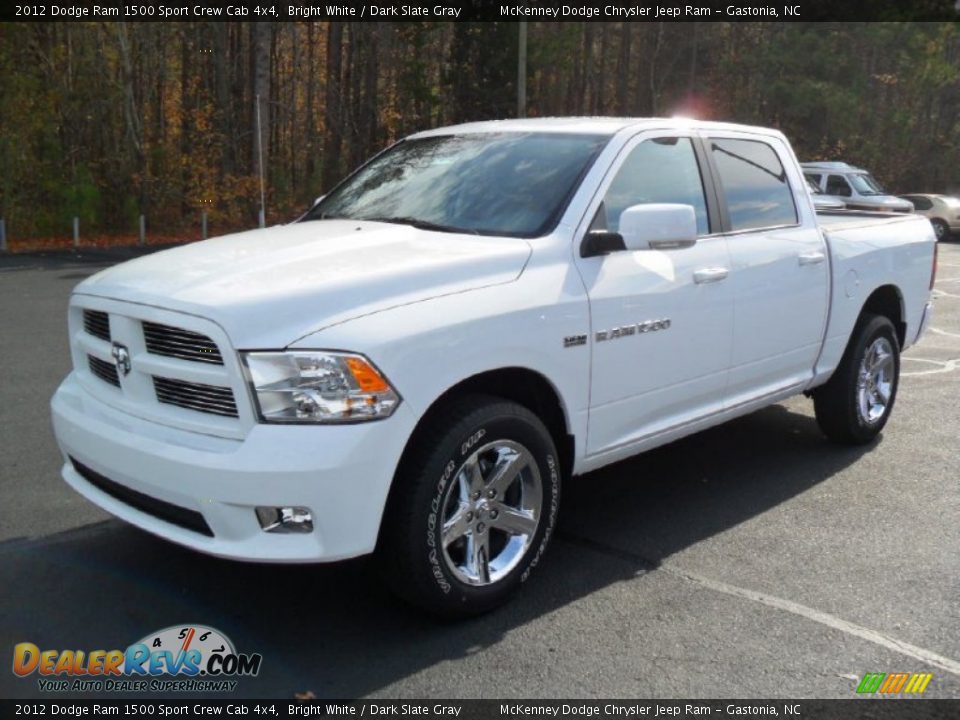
xmin=12 ymin=624 xmax=262 ymax=692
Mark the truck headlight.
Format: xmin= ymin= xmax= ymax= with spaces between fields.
xmin=242 ymin=351 xmax=400 ymax=423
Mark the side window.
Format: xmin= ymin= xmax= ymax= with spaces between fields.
xmin=911 ymin=196 xmax=932 ymax=211
xmin=709 ymin=138 xmax=798 ymax=231
xmin=826 ymin=174 xmax=853 ymax=197
xmin=804 ymin=172 xmax=822 ymax=186
xmin=601 ymin=137 xmax=710 ymax=236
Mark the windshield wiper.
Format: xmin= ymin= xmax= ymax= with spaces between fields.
xmin=361 ymin=216 xmax=479 ymax=235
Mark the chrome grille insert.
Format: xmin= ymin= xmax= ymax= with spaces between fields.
xmin=143 ymin=321 xmax=224 ymax=365
xmin=153 ymin=377 xmax=238 ymax=418
xmin=88 ymin=355 xmax=120 ymax=387
xmin=83 ymin=310 xmax=111 ymax=341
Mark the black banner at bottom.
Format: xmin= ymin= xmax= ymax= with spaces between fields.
xmin=0 ymin=700 xmax=957 ymax=720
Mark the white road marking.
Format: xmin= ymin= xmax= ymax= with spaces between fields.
xmin=932 ymin=289 xmax=960 ymax=299
xmin=665 ymin=565 xmax=960 ymax=677
xmin=930 ymin=327 xmax=960 ymax=340
xmin=900 ymin=357 xmax=960 ymax=376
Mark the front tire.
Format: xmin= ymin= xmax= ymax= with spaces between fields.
xmin=377 ymin=395 xmax=561 ymax=617
xmin=931 ymin=218 xmax=948 ymax=242
xmin=813 ymin=314 xmax=900 ymax=444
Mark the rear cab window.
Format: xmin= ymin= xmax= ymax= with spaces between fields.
xmin=708 ymin=138 xmax=798 ymax=231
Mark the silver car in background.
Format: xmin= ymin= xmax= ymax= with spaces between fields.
xmin=802 ymin=161 xmax=913 ymax=213
xmin=899 ymin=193 xmax=960 ymax=241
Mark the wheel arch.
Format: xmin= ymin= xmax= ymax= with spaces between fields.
xmin=376 ymin=366 xmax=576 ymax=547
xmin=410 ymin=367 xmax=575 ymax=480
xmin=860 ymin=284 xmax=906 ymax=348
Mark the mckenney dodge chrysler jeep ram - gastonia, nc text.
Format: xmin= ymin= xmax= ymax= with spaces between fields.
xmin=52 ymin=118 xmax=937 ymax=615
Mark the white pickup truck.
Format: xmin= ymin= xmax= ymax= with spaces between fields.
xmin=52 ymin=118 xmax=937 ymax=616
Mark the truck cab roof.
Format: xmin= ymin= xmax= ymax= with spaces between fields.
xmin=409 ymin=117 xmax=789 ymax=140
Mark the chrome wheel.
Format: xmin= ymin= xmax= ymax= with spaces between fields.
xmin=857 ymin=337 xmax=895 ymax=425
xmin=440 ymin=439 xmax=542 ymax=587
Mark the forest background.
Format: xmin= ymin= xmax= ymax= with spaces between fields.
xmin=1 ymin=21 xmax=958 ymax=247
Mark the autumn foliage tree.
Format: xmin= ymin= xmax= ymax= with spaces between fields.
xmin=0 ymin=21 xmax=958 ymax=245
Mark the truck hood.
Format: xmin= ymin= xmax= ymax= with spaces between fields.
xmin=75 ymin=220 xmax=531 ymax=348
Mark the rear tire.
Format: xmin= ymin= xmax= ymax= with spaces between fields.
xmin=813 ymin=314 xmax=900 ymax=445
xmin=376 ymin=395 xmax=561 ymax=617
xmin=931 ymin=218 xmax=948 ymax=241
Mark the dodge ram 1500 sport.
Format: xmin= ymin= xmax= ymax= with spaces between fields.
xmin=52 ymin=118 xmax=937 ymax=616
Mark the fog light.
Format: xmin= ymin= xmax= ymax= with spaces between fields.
xmin=255 ymin=506 xmax=314 ymax=534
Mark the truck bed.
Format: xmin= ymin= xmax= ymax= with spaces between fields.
xmin=816 ymin=209 xmax=921 ymax=233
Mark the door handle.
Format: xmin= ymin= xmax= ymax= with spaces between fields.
xmin=798 ymin=251 xmax=826 ymax=266
xmin=693 ymin=267 xmax=729 ymax=284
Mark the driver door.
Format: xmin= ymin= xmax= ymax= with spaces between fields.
xmin=575 ymin=132 xmax=734 ymax=457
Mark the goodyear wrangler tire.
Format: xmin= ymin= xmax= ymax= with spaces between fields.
xmin=813 ymin=313 xmax=900 ymax=445
xmin=377 ymin=395 xmax=561 ymax=617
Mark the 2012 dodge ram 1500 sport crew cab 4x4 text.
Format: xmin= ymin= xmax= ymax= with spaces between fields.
xmin=52 ymin=118 xmax=937 ymax=616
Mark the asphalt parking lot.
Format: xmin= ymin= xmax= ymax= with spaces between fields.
xmin=1 ymin=242 xmax=958 ymax=701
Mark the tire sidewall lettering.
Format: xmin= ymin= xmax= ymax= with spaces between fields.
xmin=461 ymin=428 xmax=486 ymax=456
xmin=426 ymin=459 xmax=457 ymax=594
xmin=424 ymin=418 xmax=560 ymax=597
xmin=520 ymin=453 xmax=559 ymax=583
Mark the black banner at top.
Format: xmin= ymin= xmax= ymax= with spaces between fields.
xmin=0 ymin=700 xmax=958 ymax=719
xmin=3 ymin=0 xmax=960 ymax=23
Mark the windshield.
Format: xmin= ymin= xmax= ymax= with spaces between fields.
xmin=304 ymin=132 xmax=610 ymax=237
xmin=849 ymin=173 xmax=886 ymax=195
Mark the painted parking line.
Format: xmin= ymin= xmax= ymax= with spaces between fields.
xmin=930 ymin=327 xmax=960 ymax=340
xmin=901 ymin=357 xmax=960 ymax=376
xmin=903 ymin=329 xmax=960 ymax=376
xmin=666 ymin=565 xmax=960 ymax=678
xmin=562 ymin=533 xmax=960 ymax=678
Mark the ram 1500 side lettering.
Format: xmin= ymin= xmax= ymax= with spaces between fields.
xmin=52 ymin=118 xmax=937 ymax=616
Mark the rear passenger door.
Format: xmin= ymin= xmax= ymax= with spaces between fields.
xmin=704 ymin=134 xmax=829 ymax=405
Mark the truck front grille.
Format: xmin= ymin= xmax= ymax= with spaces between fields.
xmin=83 ymin=310 xmax=111 ymax=341
xmin=143 ymin=321 xmax=224 ymax=365
xmin=72 ymin=301 xmax=248 ymax=435
xmin=88 ymin=355 xmax=120 ymax=387
xmin=153 ymin=376 xmax=238 ymax=418
xmin=70 ymin=457 xmax=214 ymax=537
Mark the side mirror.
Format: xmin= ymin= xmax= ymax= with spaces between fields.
xmin=619 ymin=203 xmax=697 ymax=251
xmin=581 ymin=230 xmax=626 ymax=257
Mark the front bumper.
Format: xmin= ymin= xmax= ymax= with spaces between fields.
xmin=51 ymin=372 xmax=416 ymax=562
